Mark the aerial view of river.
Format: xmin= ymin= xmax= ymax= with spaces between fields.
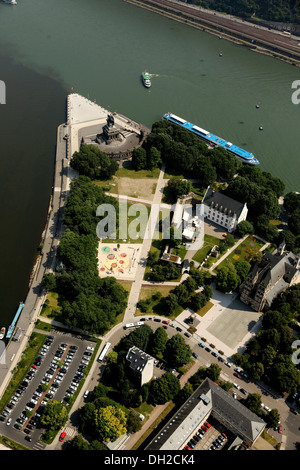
xmin=0 ymin=0 xmax=299 ymax=328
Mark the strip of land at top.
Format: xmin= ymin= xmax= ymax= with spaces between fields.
xmin=124 ymin=0 xmax=300 ymax=65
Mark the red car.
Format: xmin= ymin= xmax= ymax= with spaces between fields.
xmin=222 ymin=432 xmax=228 ymax=439
xmin=201 ymin=425 xmax=208 ymax=432
xmin=204 ymin=422 xmax=211 ymax=428
xmin=184 ymin=445 xmax=191 ymax=450
xmin=59 ymin=431 xmax=66 ymax=442
xmin=32 ymin=364 xmax=38 ymax=369
xmin=162 ymin=320 xmax=169 ymax=325
xmin=233 ymin=372 xmax=241 ymax=379
xmin=278 ymin=426 xmax=282 ymax=434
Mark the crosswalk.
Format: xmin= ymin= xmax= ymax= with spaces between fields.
xmin=32 ymin=441 xmax=46 ymax=451
xmin=64 ymin=425 xmax=77 ymax=440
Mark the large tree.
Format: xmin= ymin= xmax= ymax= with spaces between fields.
xmin=149 ymin=327 xmax=169 ymax=357
xmin=216 ymin=262 xmax=240 ymax=293
xmin=70 ymin=144 xmax=118 ymax=180
xmin=93 ymin=405 xmax=127 ymax=442
xmin=149 ymin=372 xmax=180 ymax=404
xmin=165 ymin=334 xmax=192 ymax=367
xmin=40 ymin=401 xmax=68 ymax=431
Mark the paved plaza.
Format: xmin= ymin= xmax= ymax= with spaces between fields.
xmin=176 ymin=285 xmax=261 ymax=357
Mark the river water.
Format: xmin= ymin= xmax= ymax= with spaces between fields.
xmin=0 ymin=0 xmax=299 ymax=328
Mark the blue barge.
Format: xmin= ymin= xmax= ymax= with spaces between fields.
xmin=6 ymin=302 xmax=25 ymax=339
xmin=163 ymin=112 xmax=259 ymax=165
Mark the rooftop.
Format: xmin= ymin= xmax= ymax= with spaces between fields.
xmin=202 ymin=187 xmax=246 ymax=218
xmin=146 ymin=378 xmax=265 ymax=450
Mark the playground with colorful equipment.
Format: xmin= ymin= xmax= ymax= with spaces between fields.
xmin=97 ymin=243 xmax=143 ymax=280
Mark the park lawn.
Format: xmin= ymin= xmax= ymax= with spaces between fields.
xmin=144 ymin=239 xmax=164 ymax=279
xmin=196 ymin=300 xmax=214 ymax=317
xmin=117 ymin=280 xmax=133 ymax=294
xmin=192 ymin=234 xmax=221 ymax=264
xmin=116 ymin=166 xmax=160 ymax=179
xmin=104 ymin=202 xmax=151 ymax=244
xmin=93 ymin=178 xmax=118 ymax=194
xmin=163 ymin=167 xmax=186 ymax=180
xmin=93 ymin=165 xmax=159 ymax=200
xmin=136 ymin=285 xmax=184 ymax=319
xmin=172 ymin=245 xmax=187 ymax=261
xmin=40 ymin=291 xmax=62 ymax=319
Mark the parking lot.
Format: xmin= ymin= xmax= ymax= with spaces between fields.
xmin=0 ymin=331 xmax=96 ymax=448
xmin=184 ymin=417 xmax=232 ymax=451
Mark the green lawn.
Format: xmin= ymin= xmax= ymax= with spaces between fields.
xmin=116 ymin=166 xmax=160 ymax=179
xmin=192 ymin=234 xmax=221 ymax=264
xmin=40 ymin=292 xmax=62 ymax=319
xmin=104 ymin=202 xmax=151 ymax=244
xmin=196 ymin=300 xmax=214 ymax=317
xmin=136 ymin=285 xmax=184 ymax=319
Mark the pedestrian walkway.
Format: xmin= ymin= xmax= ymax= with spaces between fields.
xmin=123 ymin=164 xmax=167 ymax=322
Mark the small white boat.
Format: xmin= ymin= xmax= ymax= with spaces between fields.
xmin=142 ymin=71 xmax=151 ymax=88
xmin=0 ymin=327 xmax=6 ymax=340
xmin=1 ymin=0 xmax=17 ymax=4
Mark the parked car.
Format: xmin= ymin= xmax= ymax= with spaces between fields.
xmin=59 ymin=431 xmax=66 ymax=441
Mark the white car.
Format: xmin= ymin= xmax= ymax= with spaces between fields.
xmin=233 ymin=383 xmax=240 ymax=389
xmin=83 ymin=390 xmax=89 ymax=399
xmin=6 ymin=418 xmax=12 ymax=426
xmin=86 ymin=346 xmax=94 ymax=351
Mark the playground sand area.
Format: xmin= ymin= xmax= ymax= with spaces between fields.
xmin=98 ymin=243 xmax=143 ymax=280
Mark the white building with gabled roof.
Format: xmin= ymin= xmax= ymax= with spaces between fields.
xmin=202 ymin=187 xmax=248 ymax=233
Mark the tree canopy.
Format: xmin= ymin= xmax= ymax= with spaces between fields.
xmin=70 ymin=144 xmax=118 ymax=180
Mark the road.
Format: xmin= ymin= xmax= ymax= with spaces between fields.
xmin=84 ymin=317 xmax=299 ymax=450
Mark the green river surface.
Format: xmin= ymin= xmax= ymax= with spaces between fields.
xmin=0 ymin=0 xmax=299 ymax=327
